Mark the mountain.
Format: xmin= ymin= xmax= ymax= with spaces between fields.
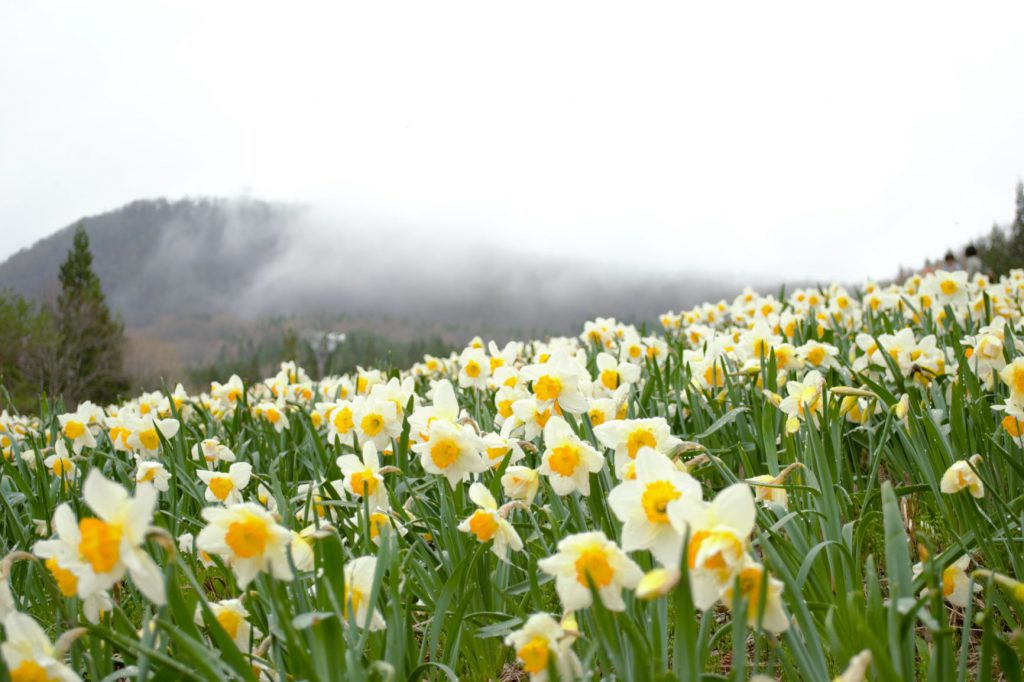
xmin=0 ymin=197 xmax=295 ymax=326
xmin=0 ymin=197 xmax=748 ymax=333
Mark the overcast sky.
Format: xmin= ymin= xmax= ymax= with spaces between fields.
xmin=2 ymin=1 xmax=1023 ymax=282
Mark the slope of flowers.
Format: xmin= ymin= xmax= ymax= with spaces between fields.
xmin=2 ymin=268 xmax=1024 ymax=680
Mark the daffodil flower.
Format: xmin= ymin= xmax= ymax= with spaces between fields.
xmin=538 ymin=416 xmax=604 ymax=496
xmin=196 ymin=502 xmax=294 ymax=587
xmin=940 ymin=455 xmax=984 ymax=498
xmin=504 ymin=613 xmax=582 ymax=681
xmin=197 ymin=462 xmax=253 ymax=505
xmin=720 ymin=560 xmax=789 ymax=633
xmin=608 ymin=447 xmax=702 ymax=566
xmin=1 ymin=612 xmax=82 ymax=682
xmin=538 ymin=531 xmax=643 ymax=612
xmin=669 ymin=482 xmax=756 ymax=611
xmin=457 ymin=483 xmax=523 ymax=562
xmin=343 ymin=556 xmax=386 ymax=631
xmin=337 ymin=441 xmax=389 ymax=511
xmin=594 ymin=417 xmax=681 ymax=479
xmin=194 ymin=598 xmax=262 ymax=651
xmin=412 ymin=418 xmax=487 ymax=488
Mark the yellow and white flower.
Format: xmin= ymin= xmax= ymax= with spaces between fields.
xmin=178 ymin=531 xmax=216 ymax=568
xmin=125 ymin=415 xmax=180 ymax=457
xmin=32 ymin=504 xmax=113 ymax=623
xmin=195 ymin=598 xmax=262 ymax=651
xmin=458 ymin=346 xmax=491 ymax=390
xmin=608 ymin=447 xmax=702 ymax=566
xmin=501 ymin=466 xmax=540 ymax=506
xmin=537 ymin=531 xmax=643 ymax=612
xmin=940 ymin=455 xmax=984 ymax=498
xmin=337 ymin=441 xmax=389 ymax=511
xmin=778 ymin=370 xmax=825 ymax=432
xmin=211 ymin=374 xmax=245 ymax=406
xmin=504 ymin=613 xmax=582 ymax=682
xmin=354 ymin=396 xmax=401 ymax=450
xmin=668 ymin=482 xmax=756 ymax=610
xmin=412 ymin=418 xmax=487 ymax=488
xmin=343 ymin=556 xmax=386 ymax=631
xmin=254 ymin=400 xmax=290 ymax=433
xmin=457 ymin=482 xmax=523 ymax=561
xmin=720 ymin=560 xmax=789 ymax=633
xmin=522 ymin=352 xmax=589 ymax=415
xmin=538 ymin=416 xmax=605 ymax=496
xmin=481 ymin=431 xmax=525 ymax=469
xmin=593 ymin=352 xmax=641 ymax=397
xmin=58 ymin=411 xmax=97 ymax=454
xmin=44 ymin=440 xmax=77 ymax=485
xmin=409 ymin=379 xmax=462 ymax=440
xmin=1 ymin=612 xmax=82 ymax=682
xmin=324 ymin=400 xmax=356 ymax=445
xmin=505 ymin=396 xmax=555 ymax=441
xmin=912 ymin=554 xmax=981 ymax=608
xmin=197 ymin=462 xmax=253 ymax=505
xmin=191 ymin=438 xmax=236 ymax=465
xmin=196 ymin=502 xmax=294 ymax=587
xmin=593 ymin=417 xmax=681 ymax=479
xmin=135 ymin=459 xmax=171 ymax=492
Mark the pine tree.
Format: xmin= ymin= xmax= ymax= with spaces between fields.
xmin=54 ymin=223 xmax=128 ymax=405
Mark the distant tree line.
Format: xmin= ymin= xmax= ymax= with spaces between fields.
xmin=976 ymin=181 xmax=1024 ymax=277
xmin=1 ymin=224 xmax=128 ymax=412
xmin=185 ymin=327 xmax=452 ymax=388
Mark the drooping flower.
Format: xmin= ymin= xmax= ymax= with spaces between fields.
xmin=912 ymin=554 xmax=980 ymax=608
xmin=720 ymin=560 xmax=789 ymax=633
xmin=501 ymin=466 xmax=541 ymax=506
xmin=195 ymin=598 xmax=262 ymax=651
xmin=343 ymin=556 xmax=386 ymax=631
xmin=192 ymin=438 xmax=236 ymax=465
xmin=940 ymin=455 xmax=984 ymax=498
xmin=134 ymin=459 xmax=171 ymax=492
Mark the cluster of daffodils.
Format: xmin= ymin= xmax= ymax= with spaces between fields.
xmin=3 ymin=266 xmax=1024 ymax=680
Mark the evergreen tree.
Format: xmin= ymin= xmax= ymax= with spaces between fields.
xmin=54 ymin=223 xmax=128 ymax=404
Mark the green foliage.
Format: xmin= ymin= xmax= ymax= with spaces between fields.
xmin=53 ymin=224 xmax=129 ymax=405
xmin=0 ymin=291 xmax=56 ymax=412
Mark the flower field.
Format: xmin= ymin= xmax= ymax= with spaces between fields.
xmin=3 ymin=269 xmax=1024 ymax=681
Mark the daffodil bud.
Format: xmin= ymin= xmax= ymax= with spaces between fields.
xmin=635 ymin=567 xmax=680 ymax=600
